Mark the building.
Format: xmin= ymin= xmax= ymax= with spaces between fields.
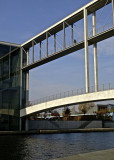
xmin=0 ymin=43 xmax=21 ymax=130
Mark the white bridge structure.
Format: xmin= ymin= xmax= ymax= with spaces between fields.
xmin=20 ymin=88 xmax=114 ymax=117
xmin=19 ymin=0 xmax=114 ymax=129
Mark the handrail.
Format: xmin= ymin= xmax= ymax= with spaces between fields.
xmin=24 ymin=82 xmax=114 ymax=108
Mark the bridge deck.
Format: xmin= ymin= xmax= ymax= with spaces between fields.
xmin=22 ymin=27 xmax=114 ymax=71
xmin=20 ymin=90 xmax=114 ymax=117
xmin=22 ymin=0 xmax=111 ymax=49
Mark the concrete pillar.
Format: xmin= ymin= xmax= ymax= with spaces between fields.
xmin=40 ymin=42 xmax=41 ymax=59
xmin=54 ymin=33 xmax=56 ymax=53
xmin=71 ymin=24 xmax=74 ymax=45
xmin=26 ymin=50 xmax=29 ymax=106
xmin=63 ymin=22 xmax=66 ymax=48
xmin=26 ymin=72 xmax=29 ymax=106
xmin=20 ymin=48 xmax=23 ymax=109
xmin=46 ymin=32 xmax=48 ymax=57
xmin=112 ymin=0 xmax=114 ymax=26
xmin=27 ymin=50 xmax=29 ymax=65
xmin=19 ymin=48 xmax=23 ymax=131
xmin=84 ymin=8 xmax=89 ymax=93
xmin=32 ymin=41 xmax=34 ymax=63
xmin=93 ymin=12 xmax=98 ymax=92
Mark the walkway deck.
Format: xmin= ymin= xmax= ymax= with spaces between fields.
xmin=53 ymin=148 xmax=114 ymax=160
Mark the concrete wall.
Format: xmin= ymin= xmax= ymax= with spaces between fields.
xmin=29 ymin=120 xmax=102 ymax=130
xmin=104 ymin=121 xmax=114 ymax=128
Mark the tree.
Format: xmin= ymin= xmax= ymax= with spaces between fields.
xmin=64 ymin=107 xmax=71 ymax=117
xmin=78 ymin=102 xmax=95 ymax=114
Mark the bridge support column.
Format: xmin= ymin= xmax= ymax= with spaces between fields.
xmin=32 ymin=41 xmax=34 ymax=63
xmin=20 ymin=48 xmax=23 ymax=108
xmin=46 ymin=32 xmax=48 ymax=57
xmin=54 ymin=33 xmax=56 ymax=53
xmin=112 ymin=0 xmax=114 ymax=25
xmin=63 ymin=22 xmax=66 ymax=48
xmin=26 ymin=72 xmax=29 ymax=105
xmin=40 ymin=42 xmax=42 ymax=59
xmin=19 ymin=48 xmax=23 ymax=131
xmin=84 ymin=8 xmax=89 ymax=93
xmin=71 ymin=24 xmax=74 ymax=45
xmin=93 ymin=12 xmax=98 ymax=92
xmin=25 ymin=50 xmax=29 ymax=106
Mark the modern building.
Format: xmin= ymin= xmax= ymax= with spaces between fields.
xmin=0 ymin=42 xmax=21 ymax=130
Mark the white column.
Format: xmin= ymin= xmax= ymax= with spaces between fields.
xmin=19 ymin=48 xmax=23 ymax=131
xmin=32 ymin=41 xmax=34 ymax=63
xmin=112 ymin=0 xmax=114 ymax=26
xmin=20 ymin=48 xmax=23 ymax=109
xmin=26 ymin=50 xmax=29 ymax=106
xmin=84 ymin=8 xmax=89 ymax=93
xmin=93 ymin=12 xmax=98 ymax=92
xmin=27 ymin=50 xmax=29 ymax=65
xmin=46 ymin=32 xmax=48 ymax=57
xmin=63 ymin=22 xmax=66 ymax=48
xmin=71 ymin=24 xmax=74 ymax=45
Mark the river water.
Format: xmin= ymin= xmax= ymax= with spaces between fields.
xmin=0 ymin=132 xmax=114 ymax=160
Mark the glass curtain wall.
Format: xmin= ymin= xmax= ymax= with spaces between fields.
xmin=0 ymin=44 xmax=20 ymax=131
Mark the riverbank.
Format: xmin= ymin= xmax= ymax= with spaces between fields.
xmin=1 ymin=128 xmax=114 ymax=135
xmin=53 ymin=148 xmax=114 ymax=160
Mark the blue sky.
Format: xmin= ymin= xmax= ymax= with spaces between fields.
xmin=1 ymin=0 xmax=114 ymax=102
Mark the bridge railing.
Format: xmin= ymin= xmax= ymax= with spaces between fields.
xmin=88 ymin=22 xmax=113 ymax=37
xmin=22 ymin=23 xmax=113 ymax=67
xmin=25 ymin=82 xmax=114 ymax=108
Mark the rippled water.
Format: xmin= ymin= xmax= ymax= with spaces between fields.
xmin=0 ymin=132 xmax=114 ymax=160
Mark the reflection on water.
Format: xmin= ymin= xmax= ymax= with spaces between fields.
xmin=0 ymin=132 xmax=114 ymax=160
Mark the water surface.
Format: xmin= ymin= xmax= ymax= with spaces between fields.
xmin=0 ymin=132 xmax=114 ymax=160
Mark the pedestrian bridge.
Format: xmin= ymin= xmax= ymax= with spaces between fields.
xmin=20 ymin=89 xmax=114 ymax=117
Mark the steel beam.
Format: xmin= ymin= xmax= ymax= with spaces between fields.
xmin=84 ymin=8 xmax=89 ymax=93
xmin=93 ymin=12 xmax=98 ymax=92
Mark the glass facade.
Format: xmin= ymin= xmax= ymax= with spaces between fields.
xmin=0 ymin=44 xmax=20 ymax=131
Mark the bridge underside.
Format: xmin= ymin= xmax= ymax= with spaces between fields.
xmin=20 ymin=90 xmax=114 ymax=117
